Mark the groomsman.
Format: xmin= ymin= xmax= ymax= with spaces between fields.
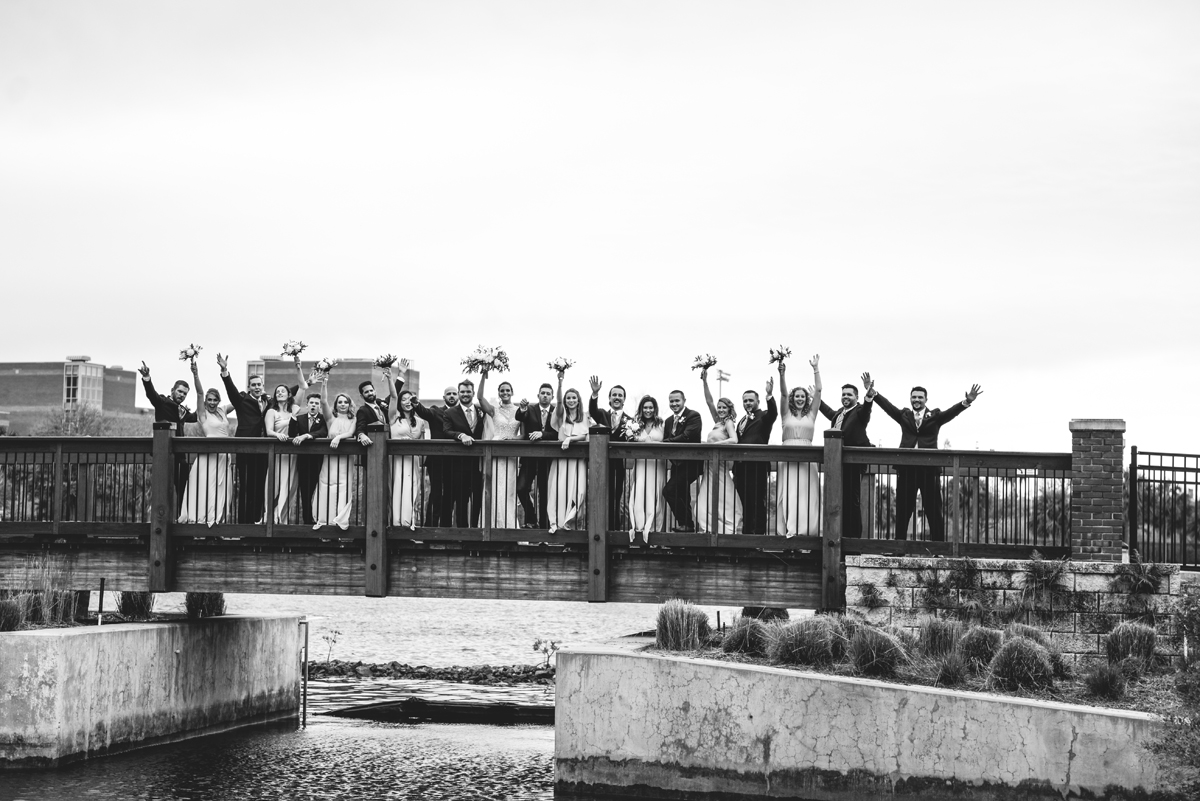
xmin=873 ymin=382 xmax=983 ymax=541
xmin=732 ymin=378 xmax=778 ymax=535
xmin=354 ymin=375 xmax=392 ymax=445
xmin=516 ymin=383 xmax=557 ymax=529
xmin=442 ymin=378 xmax=486 ymax=527
xmin=661 ymin=390 xmax=703 ymax=532
xmin=137 ymin=360 xmax=197 ymax=510
xmin=218 ymin=353 xmax=269 ymax=524
xmin=818 ymin=374 xmax=875 ymax=538
xmin=415 ymin=385 xmax=460 ymax=527
xmin=289 ymin=392 xmax=328 ymax=525
xmin=588 ymin=375 xmax=632 ymax=527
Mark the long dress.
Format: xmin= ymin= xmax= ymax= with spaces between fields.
xmin=488 ymin=404 xmax=522 ymax=529
xmin=694 ymin=420 xmax=742 ymax=535
xmin=628 ymin=423 xmax=666 ymax=542
xmin=313 ymin=416 xmax=357 ymax=530
xmin=177 ymin=409 xmax=232 ymax=526
xmin=390 ymin=415 xmax=426 ymax=528
xmin=264 ymin=408 xmax=300 ymax=524
xmin=546 ymin=418 xmax=588 ymax=532
xmin=776 ymin=408 xmax=820 ymax=536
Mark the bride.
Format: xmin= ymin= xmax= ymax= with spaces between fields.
xmin=477 ymin=369 xmax=522 ymax=529
xmin=696 ymin=367 xmax=742 ymax=535
xmin=776 ymin=354 xmax=822 ymax=537
xmin=177 ymin=360 xmax=233 ymax=525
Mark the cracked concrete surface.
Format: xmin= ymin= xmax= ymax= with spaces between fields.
xmin=555 ymin=649 xmax=1162 ymax=798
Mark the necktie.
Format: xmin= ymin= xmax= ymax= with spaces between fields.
xmin=309 ymin=415 xmax=318 ymax=429
xmin=611 ymin=410 xmax=619 ymax=428
xmin=739 ymin=415 xmax=749 ymax=434
xmin=466 ymin=405 xmax=475 ymax=426
xmin=177 ymin=405 xmax=186 ymax=420
xmin=914 ymin=411 xmax=922 ymax=430
xmin=541 ymin=408 xmax=548 ymax=427
xmin=834 ymin=409 xmax=846 ymax=430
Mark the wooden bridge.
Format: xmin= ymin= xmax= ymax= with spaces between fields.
xmin=0 ymin=423 xmax=1072 ymax=608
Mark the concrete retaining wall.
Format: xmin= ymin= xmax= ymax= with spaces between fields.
xmin=1 ymin=615 xmax=301 ymax=767
xmin=555 ymin=648 xmax=1166 ymax=800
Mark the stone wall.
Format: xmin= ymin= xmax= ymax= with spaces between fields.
xmin=555 ymin=648 xmax=1166 ymax=799
xmin=846 ymin=555 xmax=1182 ymax=665
xmin=0 ymin=615 xmax=300 ymax=767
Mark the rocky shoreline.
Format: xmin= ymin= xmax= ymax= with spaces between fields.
xmin=307 ymin=659 xmax=555 ymax=685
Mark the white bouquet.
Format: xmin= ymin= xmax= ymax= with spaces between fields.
xmin=691 ymin=353 xmax=718 ymax=371
xmin=546 ymin=357 xmax=574 ymax=373
xmin=281 ymin=340 xmax=307 ymax=358
xmin=373 ymin=353 xmax=399 ymax=369
xmin=308 ymin=357 xmax=338 ymax=383
xmin=768 ymin=345 xmax=792 ymax=365
xmin=622 ymin=418 xmax=643 ymax=441
xmin=461 ymin=345 xmax=510 ymax=374
xmin=178 ymin=344 xmax=202 ymax=362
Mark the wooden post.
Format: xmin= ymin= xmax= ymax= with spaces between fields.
xmin=707 ymin=448 xmax=721 ymax=545
xmin=265 ymin=440 xmax=276 ymax=538
xmin=481 ymin=443 xmax=493 ymax=541
xmin=586 ymin=427 xmax=610 ymax=602
xmin=364 ymin=421 xmax=388 ymax=597
xmin=949 ymin=456 xmax=961 ymax=557
xmin=149 ymin=422 xmax=174 ymax=592
xmin=821 ymin=430 xmax=844 ymax=611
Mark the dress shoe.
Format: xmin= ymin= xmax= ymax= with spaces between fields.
xmin=522 ymin=523 xmax=537 ymax=530
xmin=671 ymin=525 xmax=696 ymax=533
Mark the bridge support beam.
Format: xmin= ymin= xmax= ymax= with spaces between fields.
xmin=587 ymin=427 xmax=610 ymax=602
xmin=364 ymin=422 xmax=389 ymax=596
xmin=149 ymin=423 xmax=174 ymax=592
xmin=821 ymin=430 xmax=844 ymax=611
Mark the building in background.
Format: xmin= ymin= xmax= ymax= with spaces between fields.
xmin=0 ymin=356 xmax=142 ymax=435
xmin=245 ymin=358 xmax=421 ymax=407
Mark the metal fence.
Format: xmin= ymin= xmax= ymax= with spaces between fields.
xmin=1131 ymin=448 xmax=1199 ymax=568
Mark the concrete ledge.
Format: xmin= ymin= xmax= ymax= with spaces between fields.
xmin=555 ymin=649 xmax=1167 ymax=800
xmin=1 ymin=614 xmax=301 ymax=768
xmin=1069 ymin=419 xmax=1127 ymax=433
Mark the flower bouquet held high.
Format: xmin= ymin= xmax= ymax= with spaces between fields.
xmin=281 ymin=340 xmax=307 ymax=358
xmin=373 ymin=353 xmax=399 ymax=369
xmin=691 ymin=354 xmax=718 ymax=371
xmin=308 ymin=357 xmax=338 ymax=384
xmin=179 ymin=344 xmax=202 ymax=362
xmin=547 ymin=357 xmax=575 ymax=374
xmin=461 ymin=345 xmax=511 ymax=375
xmin=767 ymin=346 xmax=792 ymax=366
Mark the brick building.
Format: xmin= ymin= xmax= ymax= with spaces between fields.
xmin=0 ymin=356 xmax=142 ymax=435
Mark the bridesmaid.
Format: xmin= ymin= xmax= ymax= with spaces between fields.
xmin=478 ymin=370 xmax=522 ymax=529
xmin=312 ymin=381 xmax=357 ymax=531
xmin=388 ymin=360 xmax=426 ymax=529
xmin=696 ymin=367 xmax=743 ymax=535
xmin=262 ymin=357 xmax=309 ymax=523
xmin=627 ymin=395 xmax=666 ymax=544
xmin=177 ymin=360 xmax=233 ymax=526
xmin=546 ymin=371 xmax=588 ymax=533
xmin=776 ymin=354 xmax=823 ymax=537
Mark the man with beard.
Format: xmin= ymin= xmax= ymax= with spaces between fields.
xmin=588 ymin=375 xmax=632 ymax=528
xmin=516 ymin=383 xmax=557 ymax=529
xmin=818 ymin=373 xmax=875 ymax=538
xmin=218 ymin=353 xmax=270 ymax=524
xmin=289 ymin=391 xmax=328 ymax=525
xmin=732 ymin=378 xmax=777 ymax=535
xmin=354 ymin=375 xmax=392 ymax=445
xmin=138 ymin=360 xmax=198 ymax=512
xmin=441 ymin=378 xmax=487 ymax=527
xmin=661 ymin=390 xmax=704 ymax=532
xmin=415 ymin=385 xmax=460 ymax=527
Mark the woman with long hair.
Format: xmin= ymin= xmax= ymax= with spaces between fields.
xmin=478 ymin=371 xmax=522 ymax=529
xmin=776 ymin=354 xmax=822 ymax=536
xmin=696 ymin=367 xmax=743 ymax=535
xmin=177 ymin=360 xmax=234 ymax=526
xmin=627 ymin=394 xmax=666 ymax=543
xmin=313 ymin=381 xmax=357 ymax=530
xmin=546 ymin=371 xmax=588 ymax=532
xmin=388 ymin=360 xmax=426 ymax=529
xmin=262 ymin=357 xmax=309 ymax=523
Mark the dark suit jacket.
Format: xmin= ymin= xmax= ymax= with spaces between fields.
xmin=874 ymin=394 xmax=968 ymax=449
xmin=442 ymin=403 xmax=486 ymax=442
xmin=819 ymin=400 xmax=874 ymax=447
xmin=588 ymin=396 xmax=633 ymax=441
xmin=141 ymin=377 xmax=197 ymax=436
xmin=354 ymin=395 xmax=392 ymax=437
xmin=515 ymin=404 xmax=558 ymax=442
xmin=289 ymin=412 xmax=329 ymax=440
xmin=736 ymin=397 xmax=778 ymax=445
xmin=663 ymin=408 xmax=703 ymax=444
xmin=414 ymin=401 xmax=454 ymax=440
xmin=222 ymin=373 xmax=268 ymax=438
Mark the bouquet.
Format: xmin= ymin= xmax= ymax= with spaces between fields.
xmin=373 ymin=353 xmax=399 ymax=369
xmin=178 ymin=344 xmax=202 ymax=362
xmin=308 ymin=357 xmax=338 ymax=383
xmin=768 ymin=345 xmax=792 ymax=365
xmin=622 ymin=418 xmax=643 ymax=441
xmin=546 ymin=357 xmax=575 ymax=373
xmin=461 ymin=345 xmax=510 ymax=375
xmin=691 ymin=353 xmax=718 ymax=371
xmin=281 ymin=340 xmax=307 ymax=358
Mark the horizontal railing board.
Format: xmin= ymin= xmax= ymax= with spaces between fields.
xmin=843 ymin=447 xmax=1071 ymax=470
xmin=842 ymin=538 xmax=1070 ymax=559
xmin=608 ymin=443 xmax=823 ymax=463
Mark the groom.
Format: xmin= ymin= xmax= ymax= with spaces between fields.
xmin=661 ymin=390 xmax=703 ymax=532
xmin=442 ymin=378 xmax=486 ymax=527
xmin=218 ymin=353 xmax=269 ymax=524
xmin=137 ymin=360 xmax=197 ymax=511
xmin=588 ymin=375 xmax=632 ymax=527
xmin=732 ymin=378 xmax=778 ymax=535
xmin=818 ymin=373 xmax=875 ymax=538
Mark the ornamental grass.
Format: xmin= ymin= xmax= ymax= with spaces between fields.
xmin=655 ymin=599 xmax=710 ymax=651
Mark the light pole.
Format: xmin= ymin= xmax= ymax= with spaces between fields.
xmin=716 ymin=370 xmax=730 ymax=398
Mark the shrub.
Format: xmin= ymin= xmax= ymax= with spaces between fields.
xmin=721 ymin=616 xmax=771 ymax=657
xmin=118 ymin=591 xmax=155 ymax=620
xmin=0 ymin=596 xmax=25 ymax=631
xmin=849 ymin=627 xmax=908 ymax=677
xmin=1084 ymin=663 xmax=1128 ymax=700
xmin=185 ymin=592 xmax=226 ymax=619
xmin=881 ymin=625 xmax=917 ymax=654
xmin=1004 ymin=622 xmax=1049 ymax=647
xmin=1176 ymin=662 xmax=1200 ymax=707
xmin=1171 ymin=593 xmax=1200 ymax=665
xmin=1106 ymin=621 xmax=1156 ymax=671
xmin=769 ymin=617 xmax=845 ymax=666
xmin=959 ymin=626 xmax=1004 ymax=669
xmin=655 ymin=599 xmax=710 ymax=651
xmin=988 ymin=637 xmax=1055 ymax=691
xmin=917 ymin=617 xmax=964 ymax=658
xmin=934 ymin=651 xmax=969 ymax=687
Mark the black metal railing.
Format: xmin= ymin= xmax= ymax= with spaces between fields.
xmin=1131 ymin=448 xmax=1198 ymax=568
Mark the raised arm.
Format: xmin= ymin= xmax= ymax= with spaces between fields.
xmin=477 ymin=369 xmax=495 ymax=417
xmin=293 ymin=356 xmax=309 ymax=395
xmin=808 ymin=355 xmax=822 ymax=419
xmin=872 ymin=391 xmax=905 ymax=424
xmin=700 ymin=367 xmax=720 ymax=422
xmin=553 ymin=372 xmax=566 ymax=427
xmin=217 ymin=353 xmax=241 ymax=411
xmin=191 ymin=362 xmax=207 ymax=425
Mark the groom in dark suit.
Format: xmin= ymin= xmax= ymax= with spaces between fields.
xmin=515 ymin=383 xmax=557 ymax=529
xmin=661 ymin=390 xmax=704 ymax=532
xmin=873 ymin=382 xmax=983 ymax=541
xmin=818 ymin=374 xmax=875 ymax=538
xmin=137 ymin=360 xmax=198 ymax=512
xmin=588 ymin=375 xmax=632 ymax=528
xmin=442 ymin=378 xmax=487 ymax=527
xmin=289 ymin=392 xmax=329 ymax=525
xmin=218 ymin=353 xmax=270 ymax=524
xmin=414 ymin=385 xmax=460 ymax=527
xmin=733 ymin=378 xmax=778 ymax=535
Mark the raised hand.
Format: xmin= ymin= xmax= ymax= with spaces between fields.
xmin=397 ymin=358 xmax=410 ymax=374
xmin=190 ymin=360 xmax=199 ymax=375
xmin=778 ymin=362 xmax=786 ymax=375
xmin=699 ymin=367 xmax=708 ymax=381
xmin=137 ymin=361 xmax=150 ymax=379
xmin=861 ymin=372 xmax=872 ymax=391
xmin=810 ymin=354 xmax=820 ymax=370
xmin=381 ymin=367 xmax=391 ymax=382
xmin=216 ymin=353 xmax=229 ymax=371
xmin=765 ymin=377 xmax=774 ymax=396
xmin=589 ymin=375 xmax=602 ymax=395
xmin=556 ymin=370 xmax=565 ymax=382
xmin=965 ymin=384 xmax=984 ymax=403
xmin=518 ymin=398 xmax=529 ymax=411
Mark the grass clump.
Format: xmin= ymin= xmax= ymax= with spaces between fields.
xmin=933 ymin=651 xmax=969 ymax=687
xmin=185 ymin=592 xmax=226 ymax=619
xmin=1171 ymin=592 xmax=1200 ymax=665
xmin=959 ymin=626 xmax=1003 ymax=669
xmin=881 ymin=625 xmax=917 ymax=653
xmin=770 ymin=616 xmax=845 ymax=667
xmin=117 ymin=591 xmax=155 ymax=620
xmin=849 ymin=626 xmax=909 ymax=678
xmin=1106 ymin=621 xmax=1156 ymax=672
xmin=721 ymin=616 xmax=771 ymax=657
xmin=1084 ymin=662 xmax=1128 ymax=700
xmin=0 ymin=595 xmax=25 ymax=631
xmin=1004 ymin=622 xmax=1049 ymax=647
xmin=988 ymin=637 xmax=1055 ymax=691
xmin=655 ymin=599 xmax=710 ymax=651
xmin=917 ymin=617 xmax=963 ymax=657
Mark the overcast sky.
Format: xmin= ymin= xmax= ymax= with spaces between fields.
xmin=2 ymin=1 xmax=1197 ymax=453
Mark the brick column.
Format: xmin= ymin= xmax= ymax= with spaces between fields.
xmin=1069 ymin=419 xmax=1126 ymax=562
